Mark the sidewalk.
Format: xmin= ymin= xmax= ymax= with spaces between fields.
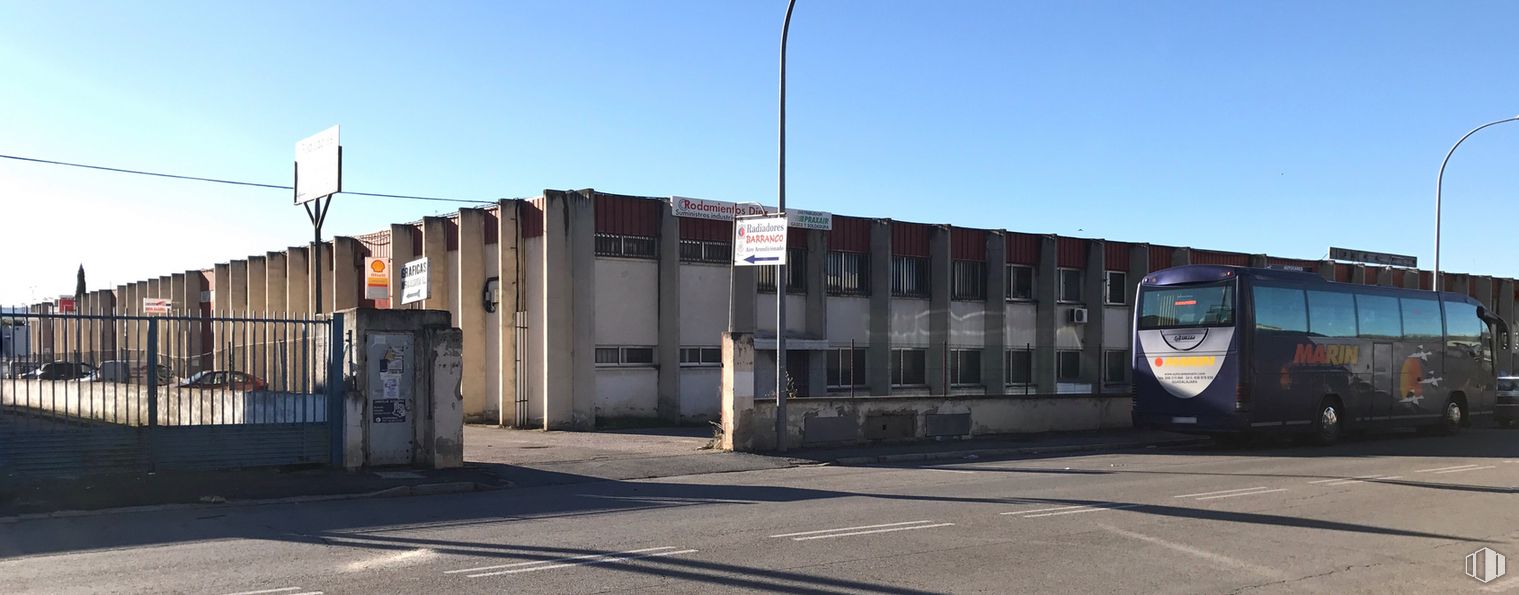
xmin=782 ymin=429 xmax=1206 ymax=465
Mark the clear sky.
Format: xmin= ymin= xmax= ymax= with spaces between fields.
xmin=3 ymin=0 xmax=1518 ymax=305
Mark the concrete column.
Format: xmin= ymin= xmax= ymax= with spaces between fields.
xmin=656 ymin=203 xmax=681 ymax=421
xmin=1500 ymin=279 xmax=1516 ymax=373
xmin=1351 ymin=265 xmax=1367 ymax=285
xmin=540 ymin=190 xmax=596 ymax=430
xmin=1318 ymin=260 xmax=1335 ymax=282
xmin=927 ymin=226 xmax=951 ymax=396
xmin=730 ymin=255 xmax=757 ymax=333
xmin=1249 ymin=254 xmax=1267 ymax=268
xmin=332 ymin=236 xmax=362 ymax=311
xmin=1403 ymin=270 xmax=1421 ymax=289
xmin=228 ymin=260 xmax=249 ymax=370
xmin=390 ymin=224 xmax=417 ymax=310
xmin=1171 ymin=248 xmax=1191 ymax=267
xmin=148 ymin=277 xmax=161 ymax=305
xmin=867 ymin=220 xmax=892 ymax=396
xmin=266 ymin=252 xmax=288 ymax=314
xmin=1083 ymin=241 xmax=1106 ymax=391
xmin=421 ymin=217 xmax=451 ymax=313
xmin=182 ymin=270 xmax=204 ymax=373
xmin=286 ymin=247 xmax=310 ymax=316
xmin=212 ymin=264 xmax=230 ymax=370
xmin=984 ymin=231 xmax=1008 ymax=394
xmin=1476 ymin=276 xmax=1495 ymax=311
xmin=1377 ymin=267 xmax=1395 ymax=287
xmin=1035 ymin=235 xmax=1058 ymax=393
xmin=805 ymin=229 xmax=827 ymax=398
xmin=1127 ymin=245 xmax=1150 ymax=303
xmin=456 ymin=209 xmax=489 ymax=421
xmin=168 ymin=273 xmax=186 ymax=372
xmin=309 ymin=242 xmax=333 ymax=314
xmin=496 ymin=200 xmax=522 ymax=427
xmin=247 ymin=256 xmax=267 ymax=315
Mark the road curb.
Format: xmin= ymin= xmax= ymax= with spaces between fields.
xmin=0 ymin=480 xmax=492 ymax=525
xmin=829 ymin=437 xmax=1208 ymax=466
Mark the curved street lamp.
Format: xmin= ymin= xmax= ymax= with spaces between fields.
xmin=775 ymin=0 xmax=797 ymax=452
xmin=1434 ymin=115 xmax=1519 ymax=291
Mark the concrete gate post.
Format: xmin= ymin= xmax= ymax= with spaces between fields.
xmin=340 ymin=308 xmax=464 ymax=470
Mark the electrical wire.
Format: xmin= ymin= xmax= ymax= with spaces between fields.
xmin=0 ymin=153 xmax=491 ymax=204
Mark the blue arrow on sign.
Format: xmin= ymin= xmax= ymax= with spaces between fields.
xmin=744 ymin=255 xmax=781 ymax=264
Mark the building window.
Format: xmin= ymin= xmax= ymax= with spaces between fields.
xmin=1006 ymin=265 xmax=1034 ymax=301
xmin=1006 ymin=349 xmax=1033 ymax=385
xmin=756 ymin=248 xmax=807 ymax=293
xmin=1056 ymin=350 xmax=1081 ymax=381
xmin=891 ymin=348 xmax=927 ymax=386
xmin=595 ymin=346 xmax=657 ymax=367
xmin=1103 ymin=350 xmax=1128 ymax=384
xmin=826 ymin=347 xmax=867 ymax=389
xmin=1104 ymin=271 xmax=1127 ymax=305
xmin=891 ymin=256 xmax=929 ymax=298
xmin=679 ymin=346 xmax=722 ymax=367
xmin=1058 ymin=268 xmax=1083 ymax=303
xmin=826 ymin=251 xmax=870 ymax=296
xmin=595 ymin=234 xmax=658 ymax=259
xmin=950 ymin=349 xmax=982 ymax=386
xmin=680 ymin=240 xmax=730 ymax=264
xmin=952 ymin=261 xmax=986 ymax=301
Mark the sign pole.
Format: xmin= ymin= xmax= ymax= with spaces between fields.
xmin=295 ymin=127 xmax=342 ymax=316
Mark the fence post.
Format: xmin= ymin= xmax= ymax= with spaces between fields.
xmin=146 ymin=318 xmax=159 ymax=427
xmin=327 ymin=312 xmax=345 ymax=466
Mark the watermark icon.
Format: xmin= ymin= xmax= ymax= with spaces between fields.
xmin=1467 ymin=547 xmax=1507 ymax=584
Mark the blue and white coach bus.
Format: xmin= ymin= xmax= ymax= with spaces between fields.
xmin=1132 ymin=265 xmax=1504 ymax=445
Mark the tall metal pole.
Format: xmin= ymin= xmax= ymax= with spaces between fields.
xmin=775 ymin=0 xmax=797 ymax=452
xmin=1434 ymin=115 xmax=1519 ymax=292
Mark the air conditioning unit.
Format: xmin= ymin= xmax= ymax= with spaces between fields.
xmin=1068 ymin=307 xmax=1089 ymax=324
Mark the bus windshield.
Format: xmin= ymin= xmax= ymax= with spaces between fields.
xmin=1139 ymin=282 xmax=1235 ymax=329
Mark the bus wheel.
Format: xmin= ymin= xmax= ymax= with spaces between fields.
xmin=1437 ymin=399 xmax=1464 ymax=435
xmin=1314 ymin=399 xmax=1342 ymax=446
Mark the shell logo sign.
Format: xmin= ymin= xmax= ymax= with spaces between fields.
xmin=364 ymin=257 xmax=390 ymax=301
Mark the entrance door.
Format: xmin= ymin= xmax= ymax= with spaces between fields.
xmin=786 ymin=350 xmax=812 ymax=398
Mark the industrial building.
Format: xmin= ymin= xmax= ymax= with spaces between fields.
xmin=26 ymin=189 xmax=1519 ymax=433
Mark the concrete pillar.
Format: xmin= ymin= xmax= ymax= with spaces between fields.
xmin=1318 ymin=260 xmax=1335 ymax=282
xmin=308 ymin=241 xmax=333 ymax=314
xmin=656 ymin=203 xmax=681 ymax=421
xmin=390 ymin=224 xmax=417 ymax=310
xmin=496 ymin=200 xmax=522 ymax=427
xmin=182 ymin=270 xmax=204 ymax=373
xmin=266 ymin=252 xmax=288 ymax=314
xmin=228 ymin=259 xmax=248 ymax=370
xmin=1083 ymin=241 xmax=1106 ymax=391
xmin=212 ymin=264 xmax=230 ymax=369
xmin=1351 ymin=265 xmax=1367 ymax=285
xmin=984 ymin=231 xmax=1007 ymax=393
xmin=1476 ymin=276 xmax=1495 ymax=311
xmin=730 ymin=246 xmax=757 ymax=333
xmin=867 ymin=220 xmax=892 ymax=396
xmin=540 ymin=190 xmax=596 ymax=430
xmin=148 ymin=277 xmax=162 ymax=305
xmin=1171 ymin=248 xmax=1191 ymax=267
xmin=1249 ymin=254 xmax=1267 ymax=268
xmin=420 ymin=217 xmax=451 ymax=313
xmin=286 ymin=247 xmax=310 ymax=316
xmin=169 ymin=273 xmax=186 ymax=372
xmin=247 ymin=256 xmax=267 ymax=315
xmin=805 ymin=229 xmax=827 ymax=398
xmin=456 ymin=209 xmax=489 ymax=421
xmin=332 ymin=236 xmax=362 ymax=311
xmin=926 ymin=226 xmax=951 ymax=395
xmin=1377 ymin=267 xmax=1395 ymax=287
xmin=1128 ymin=245 xmax=1150 ymax=304
xmin=1403 ymin=270 xmax=1421 ymax=289
xmin=1035 ymin=235 xmax=1058 ymax=393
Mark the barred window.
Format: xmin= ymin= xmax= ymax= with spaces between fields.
xmin=891 ymin=348 xmax=927 ymax=386
xmin=825 ymin=348 xmax=867 ymax=389
xmin=1103 ymin=350 xmax=1129 ymax=384
xmin=1104 ymin=271 xmax=1127 ymax=305
xmin=952 ymin=261 xmax=986 ymax=300
xmin=950 ymin=349 xmax=982 ymax=386
xmin=1006 ymin=349 xmax=1033 ymax=385
xmin=757 ymin=248 xmax=807 ymax=293
xmin=680 ymin=240 xmax=731 ymax=264
xmin=679 ymin=346 xmax=723 ymax=366
xmin=891 ymin=256 xmax=929 ymax=298
xmin=1058 ymin=268 xmax=1084 ymax=303
xmin=595 ymin=234 xmax=658 ymax=259
xmin=826 ymin=251 xmax=870 ymax=296
xmin=1056 ymin=350 xmax=1081 ymax=381
xmin=1007 ymin=265 xmax=1035 ymax=301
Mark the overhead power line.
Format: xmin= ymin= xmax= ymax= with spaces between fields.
xmin=0 ymin=153 xmax=491 ymax=204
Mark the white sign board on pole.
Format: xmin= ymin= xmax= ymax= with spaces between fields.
xmin=143 ymin=298 xmax=172 ymax=315
xmin=294 ymin=125 xmax=341 ymax=205
xmin=400 ymin=257 xmax=429 ymax=305
xmin=734 ymin=215 xmax=789 ymax=267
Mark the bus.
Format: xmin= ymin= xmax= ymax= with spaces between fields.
xmin=1132 ymin=265 xmax=1505 ymax=445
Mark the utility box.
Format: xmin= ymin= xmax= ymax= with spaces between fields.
xmin=341 ymin=308 xmax=463 ymax=470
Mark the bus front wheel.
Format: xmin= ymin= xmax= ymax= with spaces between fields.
xmin=1313 ymin=399 xmax=1342 ymax=446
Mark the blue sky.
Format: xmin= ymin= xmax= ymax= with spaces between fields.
xmin=2 ymin=0 xmax=1518 ymax=304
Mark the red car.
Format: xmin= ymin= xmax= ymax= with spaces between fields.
xmin=178 ymin=371 xmax=268 ymax=391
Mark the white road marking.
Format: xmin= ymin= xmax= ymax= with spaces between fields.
xmin=1195 ymin=488 xmax=1287 ymax=501
xmin=222 ymin=589 xmax=304 ymax=595
xmin=770 ymin=520 xmax=934 ymax=538
xmin=1173 ymin=487 xmax=1271 ymax=498
xmin=1433 ymin=465 xmax=1496 ymax=474
xmin=344 ymin=548 xmax=437 ymax=572
xmin=1099 ymin=524 xmax=1283 ymax=579
xmin=460 ymin=547 xmax=698 ymax=578
xmin=790 ymin=523 xmax=956 ymax=541
xmin=1416 ymin=464 xmax=1481 ymax=473
xmin=1020 ymin=504 xmax=1141 ymax=518
xmin=448 ymin=547 xmax=676 ymax=574
xmin=1000 ymin=505 xmax=1092 ymax=516
xmin=1323 ymin=475 xmax=1401 ymax=486
xmin=928 ymin=468 xmax=976 ymax=474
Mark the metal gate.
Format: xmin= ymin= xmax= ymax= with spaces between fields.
xmin=0 ymin=309 xmax=343 ymax=479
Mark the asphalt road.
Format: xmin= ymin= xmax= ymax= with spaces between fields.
xmin=2 ymin=430 xmax=1517 ymax=594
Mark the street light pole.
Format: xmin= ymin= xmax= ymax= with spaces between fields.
xmin=1434 ymin=115 xmax=1519 ymax=291
xmin=775 ymin=0 xmax=797 ymax=452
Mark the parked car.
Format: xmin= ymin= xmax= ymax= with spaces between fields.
xmin=25 ymin=361 xmax=95 ymax=380
xmin=90 ymin=361 xmax=171 ymax=383
xmin=178 ymin=370 xmax=267 ymax=391
xmin=1498 ymin=376 xmax=1519 ymax=428
xmin=3 ymin=361 xmax=38 ymax=378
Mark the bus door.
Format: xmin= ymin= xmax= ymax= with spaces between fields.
xmin=1369 ymin=342 xmax=1393 ymax=422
